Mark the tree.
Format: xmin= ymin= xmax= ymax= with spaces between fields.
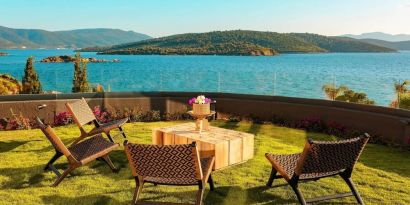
xmin=335 ymin=89 xmax=375 ymax=105
xmin=397 ymin=94 xmax=410 ymax=110
xmin=393 ymin=80 xmax=410 ymax=108
xmin=21 ymin=57 xmax=42 ymax=94
xmin=322 ymin=84 xmax=348 ymax=100
xmin=72 ymin=52 xmax=89 ymax=93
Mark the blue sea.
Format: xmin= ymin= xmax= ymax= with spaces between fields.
xmin=1 ymin=49 xmax=410 ymax=106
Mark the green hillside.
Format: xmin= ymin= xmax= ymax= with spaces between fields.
xmin=290 ymin=33 xmax=396 ymax=52
xmin=97 ymin=30 xmax=395 ymax=55
xmin=359 ymin=39 xmax=410 ymax=50
xmin=0 ymin=26 xmax=151 ymax=49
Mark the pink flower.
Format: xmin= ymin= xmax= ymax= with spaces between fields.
xmin=188 ymin=98 xmax=197 ymax=105
xmin=188 ymin=96 xmax=212 ymax=105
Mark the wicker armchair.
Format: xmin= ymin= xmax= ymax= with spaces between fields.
xmin=265 ymin=134 xmax=370 ymax=205
xmin=66 ymin=98 xmax=128 ymax=145
xmin=124 ymin=141 xmax=215 ymax=205
xmin=36 ymin=118 xmax=119 ymax=187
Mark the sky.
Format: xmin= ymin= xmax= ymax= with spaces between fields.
xmin=1 ymin=0 xmax=410 ymax=37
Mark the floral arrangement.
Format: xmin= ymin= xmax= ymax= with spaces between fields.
xmin=188 ymin=95 xmax=212 ymax=105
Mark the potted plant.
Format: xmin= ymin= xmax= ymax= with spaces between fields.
xmin=189 ymin=95 xmax=212 ymax=115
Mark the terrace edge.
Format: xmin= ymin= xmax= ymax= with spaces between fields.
xmin=0 ymin=92 xmax=409 ymax=145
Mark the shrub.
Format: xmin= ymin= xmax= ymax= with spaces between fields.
xmin=144 ymin=110 xmax=161 ymax=122
xmin=325 ymin=120 xmax=347 ymax=136
xmin=270 ymin=115 xmax=290 ymax=127
xmin=7 ymin=119 xmax=30 ymax=130
xmin=295 ymin=117 xmax=326 ymax=132
xmin=242 ymin=114 xmax=263 ymax=124
xmin=92 ymin=106 xmax=111 ymax=123
xmin=162 ymin=112 xmax=193 ymax=121
xmin=129 ymin=109 xmax=145 ymax=122
xmin=54 ymin=112 xmax=73 ymax=126
xmin=227 ymin=115 xmax=241 ymax=122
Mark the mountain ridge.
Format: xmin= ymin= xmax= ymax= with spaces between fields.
xmin=343 ymin=32 xmax=410 ymax=42
xmin=0 ymin=26 xmax=151 ymax=49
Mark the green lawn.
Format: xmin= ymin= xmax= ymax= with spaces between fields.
xmin=0 ymin=120 xmax=409 ymax=205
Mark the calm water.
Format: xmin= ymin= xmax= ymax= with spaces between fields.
xmin=1 ymin=49 xmax=410 ymax=106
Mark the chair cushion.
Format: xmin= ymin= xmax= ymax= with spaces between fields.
xmin=69 ymin=135 xmax=119 ymax=163
xmin=144 ymin=157 xmax=213 ymax=185
xmin=266 ymin=153 xmax=343 ymax=180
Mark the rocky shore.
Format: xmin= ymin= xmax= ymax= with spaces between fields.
xmin=40 ymin=55 xmax=120 ymax=63
xmin=0 ymin=52 xmax=8 ymax=56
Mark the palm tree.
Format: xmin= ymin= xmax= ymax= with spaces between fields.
xmin=394 ymin=80 xmax=410 ymax=108
xmin=322 ymin=84 xmax=348 ymax=100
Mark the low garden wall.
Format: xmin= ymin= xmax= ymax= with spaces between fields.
xmin=0 ymin=92 xmax=409 ymax=145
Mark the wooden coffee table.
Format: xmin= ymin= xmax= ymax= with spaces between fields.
xmin=152 ymin=123 xmax=254 ymax=170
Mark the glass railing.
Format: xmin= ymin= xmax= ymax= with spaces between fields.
xmin=1 ymin=51 xmax=410 ymax=109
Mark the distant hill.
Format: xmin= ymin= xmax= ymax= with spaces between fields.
xmin=358 ymin=39 xmax=410 ymax=50
xmin=0 ymin=26 xmax=151 ymax=49
xmin=289 ymin=33 xmax=395 ymax=52
xmin=96 ymin=30 xmax=395 ymax=55
xmin=343 ymin=32 xmax=410 ymax=42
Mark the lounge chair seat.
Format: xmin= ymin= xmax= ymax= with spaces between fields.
xmin=69 ymin=135 xmax=119 ymax=164
xmin=265 ymin=153 xmax=344 ymax=180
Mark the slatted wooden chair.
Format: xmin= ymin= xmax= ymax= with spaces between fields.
xmin=36 ymin=118 xmax=119 ymax=187
xmin=265 ymin=134 xmax=370 ymax=205
xmin=124 ymin=141 xmax=215 ymax=205
xmin=66 ymin=97 xmax=128 ymax=144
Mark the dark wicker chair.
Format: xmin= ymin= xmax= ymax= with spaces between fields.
xmin=36 ymin=118 xmax=119 ymax=187
xmin=265 ymin=134 xmax=370 ymax=205
xmin=124 ymin=141 xmax=215 ymax=205
xmin=66 ymin=97 xmax=128 ymax=144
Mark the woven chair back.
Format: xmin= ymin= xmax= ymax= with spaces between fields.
xmin=124 ymin=142 xmax=202 ymax=181
xmin=66 ymin=98 xmax=96 ymax=127
xmin=36 ymin=118 xmax=72 ymax=157
xmin=297 ymin=135 xmax=369 ymax=175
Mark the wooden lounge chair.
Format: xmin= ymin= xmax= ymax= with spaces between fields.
xmin=65 ymin=97 xmax=128 ymax=144
xmin=124 ymin=141 xmax=215 ymax=205
xmin=36 ymin=118 xmax=119 ymax=187
xmin=265 ymin=134 xmax=370 ymax=205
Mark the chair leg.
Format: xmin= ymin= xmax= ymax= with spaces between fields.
xmin=267 ymin=167 xmax=277 ymax=187
xmin=196 ymin=188 xmax=205 ymax=205
xmin=101 ymin=155 xmax=118 ymax=173
xmin=106 ymin=132 xmax=114 ymax=143
xmin=208 ymin=174 xmax=215 ymax=191
xmin=44 ymin=151 xmax=63 ymax=171
xmin=290 ymin=184 xmax=307 ymax=205
xmin=132 ymin=178 xmax=144 ymax=205
xmin=52 ymin=166 xmax=75 ymax=187
xmin=119 ymin=126 xmax=127 ymax=138
xmin=342 ymin=177 xmax=364 ymax=204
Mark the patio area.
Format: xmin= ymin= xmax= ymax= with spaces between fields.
xmin=0 ymin=120 xmax=409 ymax=205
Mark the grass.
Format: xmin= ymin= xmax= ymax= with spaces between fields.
xmin=0 ymin=120 xmax=409 ymax=205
